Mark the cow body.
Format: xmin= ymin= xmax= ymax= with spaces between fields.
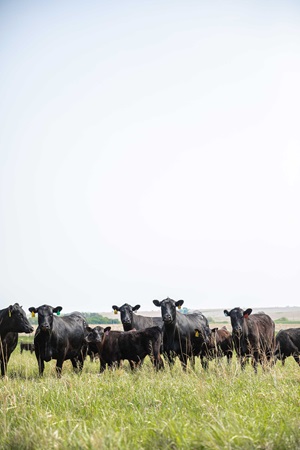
xmin=20 ymin=342 xmax=35 ymax=354
xmin=29 ymin=305 xmax=88 ymax=377
xmin=153 ymin=298 xmax=211 ymax=370
xmin=0 ymin=303 xmax=34 ymax=376
xmin=275 ymin=328 xmax=300 ymax=366
xmin=86 ymin=326 xmax=164 ymax=372
xmin=112 ymin=303 xmax=163 ymax=331
xmin=224 ymin=307 xmax=275 ymax=372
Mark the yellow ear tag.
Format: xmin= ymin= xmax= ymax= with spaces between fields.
xmin=178 ymin=305 xmax=181 ymax=310
xmin=8 ymin=310 xmax=12 ymax=317
xmin=31 ymin=311 xmax=35 ymax=318
xmin=195 ymin=330 xmax=199 ymax=337
xmin=114 ymin=309 xmax=118 ymax=314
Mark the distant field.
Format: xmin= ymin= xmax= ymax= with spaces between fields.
xmin=101 ymin=305 xmax=300 ymax=321
xmin=100 ymin=306 xmax=300 ymax=333
xmin=19 ymin=306 xmax=300 ymax=343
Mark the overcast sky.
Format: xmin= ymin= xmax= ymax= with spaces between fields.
xmin=1 ymin=1 xmax=300 ymax=314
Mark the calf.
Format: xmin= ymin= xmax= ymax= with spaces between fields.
xmin=210 ymin=327 xmax=233 ymax=363
xmin=193 ymin=326 xmax=233 ymax=367
xmin=275 ymin=328 xmax=300 ymax=366
xmin=224 ymin=307 xmax=275 ymax=372
xmin=20 ymin=342 xmax=35 ymax=354
xmin=0 ymin=303 xmax=34 ymax=376
xmin=28 ymin=305 xmax=88 ymax=377
xmin=112 ymin=303 xmax=163 ymax=331
xmin=153 ymin=298 xmax=211 ymax=370
xmin=85 ymin=326 xmax=164 ymax=372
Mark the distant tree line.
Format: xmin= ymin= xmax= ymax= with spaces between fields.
xmin=83 ymin=313 xmax=120 ymax=324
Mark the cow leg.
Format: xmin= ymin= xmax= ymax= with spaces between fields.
xmin=190 ymin=355 xmax=195 ymax=370
xmin=129 ymin=360 xmax=137 ymax=370
xmin=0 ymin=343 xmax=7 ymax=376
xmin=77 ymin=354 xmax=84 ymax=372
xmin=180 ymin=354 xmax=188 ymax=371
xmin=240 ymin=356 xmax=247 ymax=371
xmin=226 ymin=351 xmax=233 ymax=364
xmin=155 ymin=355 xmax=164 ymax=370
xmin=151 ymin=343 xmax=165 ymax=371
xmin=71 ymin=358 xmax=82 ymax=373
xmin=201 ymin=356 xmax=208 ymax=370
xmin=293 ymin=354 xmax=300 ymax=366
xmin=55 ymin=359 xmax=64 ymax=377
xmin=38 ymin=357 xmax=45 ymax=376
xmin=252 ymin=353 xmax=259 ymax=374
xmin=164 ymin=352 xmax=175 ymax=368
xmin=0 ymin=360 xmax=7 ymax=377
xmin=98 ymin=356 xmax=108 ymax=373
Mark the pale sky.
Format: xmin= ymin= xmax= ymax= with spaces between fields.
xmin=1 ymin=1 xmax=300 ymax=313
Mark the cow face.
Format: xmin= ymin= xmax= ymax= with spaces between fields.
xmin=153 ymin=298 xmax=184 ymax=324
xmin=28 ymin=305 xmax=62 ymax=332
xmin=111 ymin=304 xmax=140 ymax=326
xmin=6 ymin=304 xmax=34 ymax=334
xmin=85 ymin=326 xmax=111 ymax=344
xmin=224 ymin=308 xmax=252 ymax=334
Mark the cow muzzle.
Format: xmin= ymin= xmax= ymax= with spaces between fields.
xmin=163 ymin=315 xmax=172 ymax=324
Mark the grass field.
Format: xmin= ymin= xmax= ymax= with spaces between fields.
xmin=1 ymin=349 xmax=300 ymax=450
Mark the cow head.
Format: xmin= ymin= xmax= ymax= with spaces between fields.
xmin=28 ymin=305 xmax=62 ymax=333
xmin=224 ymin=308 xmax=252 ymax=334
xmin=112 ymin=304 xmax=140 ymax=330
xmin=4 ymin=303 xmax=34 ymax=334
xmin=153 ymin=298 xmax=184 ymax=324
xmin=85 ymin=326 xmax=111 ymax=345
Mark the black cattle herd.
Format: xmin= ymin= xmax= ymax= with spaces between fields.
xmin=0 ymin=299 xmax=300 ymax=377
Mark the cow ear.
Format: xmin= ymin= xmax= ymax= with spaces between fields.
xmin=29 ymin=306 xmax=37 ymax=318
xmin=53 ymin=306 xmax=63 ymax=315
xmin=224 ymin=310 xmax=230 ymax=317
xmin=104 ymin=326 xmax=111 ymax=334
xmin=153 ymin=300 xmax=161 ymax=307
xmin=211 ymin=328 xmax=218 ymax=333
xmin=243 ymin=309 xmax=252 ymax=318
xmin=176 ymin=300 xmax=184 ymax=309
xmin=112 ymin=305 xmax=119 ymax=313
xmin=133 ymin=305 xmax=140 ymax=312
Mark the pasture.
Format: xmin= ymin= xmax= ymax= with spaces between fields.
xmin=1 ymin=348 xmax=300 ymax=450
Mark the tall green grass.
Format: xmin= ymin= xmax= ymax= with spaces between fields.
xmin=1 ymin=351 xmax=300 ymax=449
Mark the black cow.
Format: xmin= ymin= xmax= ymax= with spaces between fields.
xmin=28 ymin=305 xmax=88 ymax=377
xmin=0 ymin=303 xmax=34 ymax=376
xmin=275 ymin=328 xmax=300 ymax=366
xmin=85 ymin=326 xmax=164 ymax=372
xmin=153 ymin=298 xmax=211 ymax=370
xmin=20 ymin=342 xmax=35 ymax=354
xmin=224 ymin=307 xmax=275 ymax=372
xmin=112 ymin=303 xmax=163 ymax=331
